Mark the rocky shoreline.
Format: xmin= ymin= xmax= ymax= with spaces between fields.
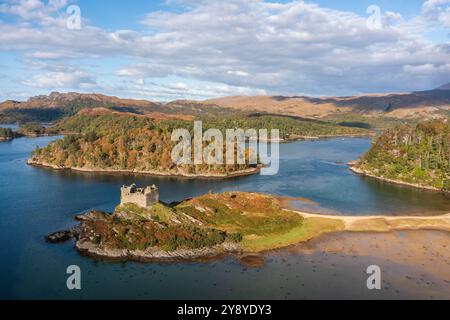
xmin=27 ymin=159 xmax=260 ymax=179
xmin=251 ymin=133 xmax=373 ymax=144
xmin=286 ymin=133 xmax=374 ymax=141
xmin=75 ymin=239 xmax=240 ymax=262
xmin=47 ymin=209 xmax=450 ymax=263
xmin=46 ymin=192 xmax=450 ymax=263
xmin=348 ymin=161 xmax=448 ymax=194
xmin=0 ymin=132 xmax=56 ymax=142
xmin=45 ymin=210 xmax=241 ymax=262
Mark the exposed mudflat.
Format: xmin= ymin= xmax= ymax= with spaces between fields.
xmin=266 ymin=230 xmax=450 ymax=299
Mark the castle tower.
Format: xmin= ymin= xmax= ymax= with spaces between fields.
xmin=120 ymin=184 xmax=159 ymax=208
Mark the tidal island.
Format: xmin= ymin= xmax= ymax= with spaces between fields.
xmin=47 ymin=184 xmax=450 ymax=262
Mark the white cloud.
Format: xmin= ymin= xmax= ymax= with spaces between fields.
xmin=0 ymin=0 xmax=449 ymax=98
xmin=227 ymin=70 xmax=249 ymax=77
xmin=383 ymin=11 xmax=403 ymax=26
xmin=0 ymin=0 xmax=68 ymax=25
xmin=22 ymin=70 xmax=96 ymax=89
xmin=118 ymin=64 xmax=174 ymax=78
xmin=25 ymin=50 xmax=88 ymax=59
xmin=404 ymin=63 xmax=450 ymax=75
xmin=422 ymin=0 xmax=450 ymax=27
xmin=103 ymin=77 xmax=267 ymax=101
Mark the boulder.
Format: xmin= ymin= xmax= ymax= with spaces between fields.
xmin=45 ymin=230 xmax=73 ymax=243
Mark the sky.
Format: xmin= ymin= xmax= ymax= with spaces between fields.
xmin=0 ymin=0 xmax=449 ymax=102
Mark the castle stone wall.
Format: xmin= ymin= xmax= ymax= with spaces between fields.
xmin=120 ymin=184 xmax=159 ymax=208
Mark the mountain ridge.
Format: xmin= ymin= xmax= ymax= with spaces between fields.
xmin=1 ymin=85 xmax=450 ymax=123
xmin=436 ymin=83 xmax=450 ymax=90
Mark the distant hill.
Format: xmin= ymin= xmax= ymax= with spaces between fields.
xmin=1 ymin=85 xmax=450 ymax=123
xmin=0 ymin=92 xmax=245 ymax=123
xmin=0 ymin=92 xmax=163 ymax=123
xmin=436 ymin=83 xmax=450 ymax=90
xmin=206 ymin=88 xmax=450 ymax=119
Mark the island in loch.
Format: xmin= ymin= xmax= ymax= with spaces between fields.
xmin=25 ymin=108 xmax=369 ymax=179
xmin=47 ymin=184 xmax=450 ymax=262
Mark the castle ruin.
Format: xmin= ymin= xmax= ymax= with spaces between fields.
xmin=120 ymin=183 xmax=159 ymax=208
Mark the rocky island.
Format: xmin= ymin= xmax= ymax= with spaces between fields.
xmin=27 ymin=110 xmax=263 ymax=178
xmin=47 ymin=184 xmax=450 ymax=262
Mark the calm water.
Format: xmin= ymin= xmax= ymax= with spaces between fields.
xmin=1 ymin=135 xmax=449 ymax=299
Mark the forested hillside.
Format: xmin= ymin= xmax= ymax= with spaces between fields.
xmin=29 ymin=111 xmax=367 ymax=176
xmin=357 ymin=120 xmax=450 ymax=192
xmin=30 ymin=113 xmax=253 ymax=176
xmin=0 ymin=127 xmax=16 ymax=140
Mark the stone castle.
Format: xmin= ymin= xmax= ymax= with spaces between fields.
xmin=120 ymin=183 xmax=159 ymax=208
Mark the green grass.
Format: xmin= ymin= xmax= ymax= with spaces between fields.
xmin=177 ymin=196 xmax=304 ymax=236
xmin=241 ymin=217 xmax=345 ymax=252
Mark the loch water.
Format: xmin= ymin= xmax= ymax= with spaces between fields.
xmin=1 ymin=134 xmax=449 ymax=299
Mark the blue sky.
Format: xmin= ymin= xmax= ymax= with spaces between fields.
xmin=75 ymin=0 xmax=424 ymax=27
xmin=0 ymin=0 xmax=449 ymax=101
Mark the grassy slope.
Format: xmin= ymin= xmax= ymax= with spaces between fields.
xmin=240 ymin=217 xmax=344 ymax=252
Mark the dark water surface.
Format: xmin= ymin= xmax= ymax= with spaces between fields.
xmin=1 ymin=135 xmax=449 ymax=299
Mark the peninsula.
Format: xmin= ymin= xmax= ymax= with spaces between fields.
xmin=47 ymin=185 xmax=450 ymax=262
xmin=350 ymin=119 xmax=450 ymax=194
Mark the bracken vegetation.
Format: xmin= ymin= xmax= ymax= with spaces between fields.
xmin=83 ymin=212 xmax=234 ymax=252
xmin=80 ymin=192 xmax=306 ymax=252
xmin=358 ymin=120 xmax=450 ymax=192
